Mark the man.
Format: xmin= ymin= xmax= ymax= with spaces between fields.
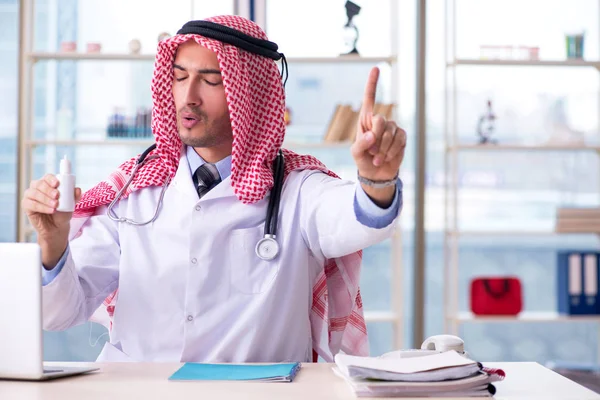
xmin=21 ymin=16 xmax=406 ymax=363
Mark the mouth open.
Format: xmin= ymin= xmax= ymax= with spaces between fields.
xmin=181 ymin=116 xmax=201 ymax=129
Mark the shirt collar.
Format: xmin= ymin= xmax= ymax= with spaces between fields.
xmin=186 ymin=145 xmax=232 ymax=181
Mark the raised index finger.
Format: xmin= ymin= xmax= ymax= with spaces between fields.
xmin=361 ymin=66 xmax=380 ymax=117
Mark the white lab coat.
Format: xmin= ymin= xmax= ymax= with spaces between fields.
xmin=41 ymin=152 xmax=400 ymax=363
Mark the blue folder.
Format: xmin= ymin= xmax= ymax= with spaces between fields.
xmin=169 ymin=362 xmax=302 ymax=382
xmin=557 ymin=251 xmax=599 ymax=315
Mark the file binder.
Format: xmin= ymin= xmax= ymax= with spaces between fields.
xmin=557 ymin=251 xmax=599 ymax=315
xmin=168 ymin=362 xmax=301 ymax=382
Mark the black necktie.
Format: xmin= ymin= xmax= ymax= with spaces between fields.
xmin=194 ymin=163 xmax=221 ymax=199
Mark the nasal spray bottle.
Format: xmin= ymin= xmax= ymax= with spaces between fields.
xmin=56 ymin=155 xmax=75 ymax=212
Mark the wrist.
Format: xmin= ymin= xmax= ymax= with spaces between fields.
xmin=356 ymin=171 xmax=399 ymax=189
xmin=361 ymin=183 xmax=396 ymax=208
xmin=356 ymin=170 xmax=398 ymax=208
xmin=38 ymin=233 xmax=68 ymax=270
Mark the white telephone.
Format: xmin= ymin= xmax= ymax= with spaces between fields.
xmin=379 ymin=334 xmax=468 ymax=359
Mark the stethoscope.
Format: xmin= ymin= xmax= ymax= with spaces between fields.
xmin=106 ymin=143 xmax=285 ymax=261
xmin=107 ymin=20 xmax=290 ymax=261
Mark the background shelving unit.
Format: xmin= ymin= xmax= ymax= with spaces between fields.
xmin=17 ymin=51 xmax=399 ymax=238
xmin=451 ymin=59 xmax=600 ymax=68
xmin=444 ymin=0 xmax=600 ymax=363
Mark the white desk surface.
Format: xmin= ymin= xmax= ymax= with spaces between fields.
xmin=0 ymin=361 xmax=598 ymax=400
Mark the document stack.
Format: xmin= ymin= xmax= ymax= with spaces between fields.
xmin=555 ymin=207 xmax=600 ymax=234
xmin=333 ymin=350 xmax=505 ymax=397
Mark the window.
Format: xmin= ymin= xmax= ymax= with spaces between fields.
xmin=0 ymin=0 xmax=18 ymax=242
xmin=21 ymin=0 xmax=235 ymax=361
xmin=267 ymin=0 xmax=406 ymax=356
xmin=427 ymin=0 xmax=600 ymax=364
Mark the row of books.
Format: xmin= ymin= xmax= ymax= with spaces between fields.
xmin=323 ymin=103 xmax=395 ymax=142
xmin=555 ymin=207 xmax=600 ymax=234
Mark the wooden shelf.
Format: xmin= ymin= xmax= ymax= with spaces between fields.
xmin=364 ymin=311 xmax=398 ymax=322
xmin=283 ymin=141 xmax=352 ymax=149
xmin=450 ymin=59 xmax=600 ymax=68
xmin=447 ymin=230 xmax=600 ymax=238
xmin=286 ymin=56 xmax=397 ymax=64
xmin=447 ymin=230 xmax=558 ymax=237
xmin=25 ymin=139 xmax=351 ymax=149
xmin=27 ymin=52 xmax=156 ymax=61
xmin=449 ymin=143 xmax=600 ymax=152
xmin=455 ymin=312 xmax=600 ymax=323
xmin=27 ymin=52 xmax=396 ymax=64
xmin=26 ymin=139 xmax=154 ymax=146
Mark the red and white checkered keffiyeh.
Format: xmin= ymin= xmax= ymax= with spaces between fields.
xmin=73 ymin=15 xmax=368 ymax=361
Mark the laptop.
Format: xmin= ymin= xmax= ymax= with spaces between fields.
xmin=0 ymin=242 xmax=98 ymax=380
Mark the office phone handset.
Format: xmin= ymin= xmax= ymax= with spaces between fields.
xmin=379 ymin=334 xmax=469 ymax=359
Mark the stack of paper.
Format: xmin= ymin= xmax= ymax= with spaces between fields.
xmin=169 ymin=362 xmax=301 ymax=382
xmin=334 ymin=351 xmax=505 ymax=397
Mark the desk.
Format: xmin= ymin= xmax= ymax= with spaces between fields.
xmin=0 ymin=362 xmax=599 ymax=399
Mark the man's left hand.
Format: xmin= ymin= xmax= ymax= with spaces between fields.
xmin=351 ymin=66 xmax=406 ymax=208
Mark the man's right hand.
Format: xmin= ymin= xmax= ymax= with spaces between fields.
xmin=22 ymin=174 xmax=81 ymax=269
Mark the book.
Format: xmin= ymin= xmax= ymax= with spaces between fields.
xmin=168 ymin=362 xmax=301 ymax=382
xmin=323 ymin=104 xmax=355 ymax=142
xmin=556 ymin=207 xmax=600 ymax=219
xmin=323 ymin=102 xmax=396 ymax=143
xmin=555 ymin=207 xmax=600 ymax=234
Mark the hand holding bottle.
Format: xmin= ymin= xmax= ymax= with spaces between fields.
xmin=21 ymin=155 xmax=81 ymax=268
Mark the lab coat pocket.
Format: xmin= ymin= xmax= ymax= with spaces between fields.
xmin=229 ymin=226 xmax=281 ymax=294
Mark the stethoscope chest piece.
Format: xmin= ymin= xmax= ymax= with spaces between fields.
xmin=255 ymin=235 xmax=280 ymax=261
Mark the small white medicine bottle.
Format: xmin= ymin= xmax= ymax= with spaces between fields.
xmin=56 ymin=155 xmax=75 ymax=212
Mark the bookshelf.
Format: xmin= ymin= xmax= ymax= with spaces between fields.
xmin=17 ymin=0 xmax=401 ymax=240
xmin=450 ymin=59 xmax=600 ymax=68
xmin=443 ymin=0 xmax=600 ymax=363
xmin=27 ymin=51 xmax=396 ymax=64
xmin=449 ymin=144 xmax=600 ymax=152
xmin=456 ymin=312 xmax=600 ymax=323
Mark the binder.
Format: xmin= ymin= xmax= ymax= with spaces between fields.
xmin=557 ymin=251 xmax=599 ymax=315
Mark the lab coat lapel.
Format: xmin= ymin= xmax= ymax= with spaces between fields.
xmin=170 ymin=151 xmax=197 ymax=198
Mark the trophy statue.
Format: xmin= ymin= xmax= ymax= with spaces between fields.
xmin=341 ymin=1 xmax=361 ymax=56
